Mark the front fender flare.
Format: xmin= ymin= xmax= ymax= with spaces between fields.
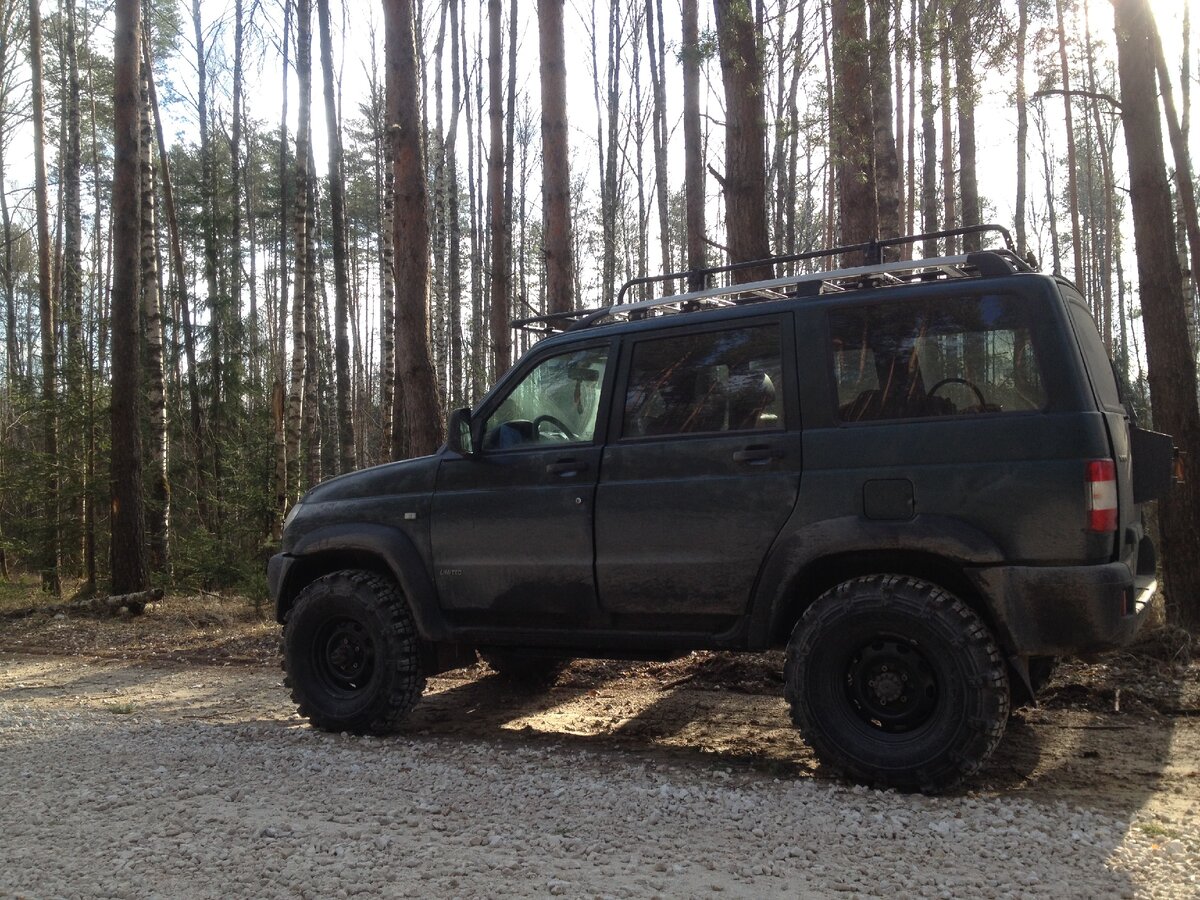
xmin=275 ymin=523 xmax=447 ymax=641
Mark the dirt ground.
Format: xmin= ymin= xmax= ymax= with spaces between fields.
xmin=1 ymin=588 xmax=1197 ymax=816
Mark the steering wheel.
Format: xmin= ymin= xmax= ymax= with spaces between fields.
xmin=532 ymin=414 xmax=577 ymax=442
xmin=928 ymin=377 xmax=986 ymax=408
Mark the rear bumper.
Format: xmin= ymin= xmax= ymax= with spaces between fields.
xmin=967 ymin=562 xmax=1155 ymax=656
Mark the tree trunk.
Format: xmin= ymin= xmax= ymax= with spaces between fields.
xmin=287 ymin=0 xmax=312 ymax=501
xmin=447 ymin=0 xmax=464 ymax=406
xmin=232 ymin=0 xmax=246 ymax=395
xmin=1150 ymin=19 xmax=1200 ymax=292
xmin=488 ymin=0 xmax=510 ymax=379
xmin=273 ymin=0 xmax=292 ymax=534
xmin=1034 ymin=104 xmax=1063 ymax=273
xmin=317 ymin=0 xmax=355 ymax=475
xmin=538 ymin=0 xmax=575 ymax=313
xmin=192 ymin=0 xmax=222 ymax=511
xmin=831 ymin=0 xmax=878 ymax=263
xmin=140 ymin=26 xmax=169 ymax=576
xmin=870 ymin=0 xmax=900 ymax=245
xmin=303 ymin=148 xmax=321 ymax=488
xmin=462 ymin=10 xmax=484 ymax=399
xmin=1056 ymin=0 xmax=1085 ymax=283
xmin=951 ymin=1 xmax=979 ymax=251
xmin=714 ymin=0 xmax=773 ymax=280
xmin=386 ymin=0 xmax=444 ymax=458
xmin=646 ymin=0 xmax=672 ymax=293
xmin=29 ymin=0 xmax=60 ymax=595
xmin=1113 ymin=0 xmax=1200 ymax=631
xmin=938 ymin=4 xmax=955 ymax=253
xmin=63 ymin=0 xmax=84 ymax=575
xmin=919 ymin=0 xmax=938 ymax=258
xmin=682 ymin=0 xmax=706 ymax=288
xmin=145 ymin=41 xmax=208 ymax=531
xmin=111 ymin=0 xmax=148 ymax=594
xmin=1015 ymin=0 xmax=1029 ymax=259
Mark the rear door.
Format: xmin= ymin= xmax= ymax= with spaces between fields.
xmin=594 ymin=317 xmax=802 ymax=625
xmin=1060 ymin=286 xmax=1160 ymax=566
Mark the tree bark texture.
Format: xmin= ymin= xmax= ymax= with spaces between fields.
xmin=538 ymin=0 xmax=575 ymax=312
xmin=919 ymin=0 xmax=938 ymax=258
xmin=1056 ymin=0 xmax=1085 ymax=283
xmin=1114 ymin=0 xmax=1200 ymax=630
xmin=140 ymin=28 xmax=169 ymax=576
xmin=317 ymin=0 xmax=356 ymax=475
xmin=682 ymin=0 xmax=706 ymax=288
xmin=714 ymin=0 xmax=773 ymax=281
xmin=192 ymin=0 xmax=223 ymax=509
xmin=29 ymin=0 xmax=60 ymax=594
xmin=831 ymin=0 xmax=879 ymax=263
xmin=870 ymin=0 xmax=901 ymax=246
xmin=1150 ymin=20 xmax=1200 ymax=292
xmin=952 ymin=1 xmax=980 ymax=251
xmin=386 ymin=0 xmax=444 ymax=458
xmin=1014 ymin=0 xmax=1029 ymax=259
xmin=488 ymin=0 xmax=510 ymax=379
xmin=287 ymin=0 xmax=312 ymax=502
xmin=110 ymin=0 xmax=148 ymax=594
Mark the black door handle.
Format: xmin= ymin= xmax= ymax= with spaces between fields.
xmin=732 ymin=445 xmax=781 ymax=464
xmin=546 ymin=459 xmax=588 ymax=476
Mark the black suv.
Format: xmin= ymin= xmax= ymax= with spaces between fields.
xmin=269 ymin=225 xmax=1173 ymax=792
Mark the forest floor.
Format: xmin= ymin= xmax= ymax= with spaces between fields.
xmin=1 ymin=581 xmax=1199 ymax=896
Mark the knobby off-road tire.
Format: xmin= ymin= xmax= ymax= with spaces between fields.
xmin=479 ymin=650 xmax=569 ymax=685
xmin=785 ymin=575 xmax=1010 ymax=793
xmin=283 ymin=570 xmax=426 ymax=734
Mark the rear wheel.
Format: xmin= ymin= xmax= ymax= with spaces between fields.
xmin=785 ymin=575 xmax=1009 ymax=793
xmin=283 ymin=570 xmax=425 ymax=734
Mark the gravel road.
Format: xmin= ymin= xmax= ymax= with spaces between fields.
xmin=1 ymin=654 xmax=1197 ymax=899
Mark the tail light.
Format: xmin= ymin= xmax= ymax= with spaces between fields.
xmin=1086 ymin=459 xmax=1118 ymax=532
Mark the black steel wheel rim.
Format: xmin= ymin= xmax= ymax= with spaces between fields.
xmin=844 ymin=634 xmax=939 ymax=733
xmin=312 ymin=617 xmax=375 ymax=695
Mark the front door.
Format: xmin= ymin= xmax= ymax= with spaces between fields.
xmin=432 ymin=343 xmax=613 ymax=627
xmin=595 ymin=319 xmax=801 ymax=625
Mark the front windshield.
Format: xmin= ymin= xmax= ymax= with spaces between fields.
xmin=482 ymin=346 xmax=609 ymax=450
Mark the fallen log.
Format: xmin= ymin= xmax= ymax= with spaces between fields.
xmin=0 ymin=589 xmax=164 ymax=620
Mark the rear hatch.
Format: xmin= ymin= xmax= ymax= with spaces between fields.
xmin=1059 ymin=284 xmax=1171 ymax=581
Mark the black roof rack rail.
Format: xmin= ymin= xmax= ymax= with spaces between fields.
xmin=511 ymin=223 xmax=1031 ymax=335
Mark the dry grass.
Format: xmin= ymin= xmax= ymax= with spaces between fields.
xmin=0 ymin=574 xmax=277 ymax=666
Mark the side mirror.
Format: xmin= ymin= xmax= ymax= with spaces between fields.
xmin=447 ymin=407 xmax=476 ymax=457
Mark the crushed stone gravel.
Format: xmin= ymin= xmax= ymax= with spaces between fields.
xmin=1 ymin=698 xmax=1197 ymax=899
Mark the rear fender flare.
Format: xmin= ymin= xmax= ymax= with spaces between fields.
xmin=749 ymin=515 xmax=1007 ymax=646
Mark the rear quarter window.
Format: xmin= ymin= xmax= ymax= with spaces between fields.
xmin=1062 ymin=292 xmax=1123 ymax=411
xmin=828 ymin=294 xmax=1046 ymax=422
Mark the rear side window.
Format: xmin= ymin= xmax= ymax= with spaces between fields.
xmin=829 ymin=294 xmax=1046 ymax=422
xmin=622 ymin=324 xmax=784 ymax=437
xmin=1063 ymin=296 xmax=1123 ymax=410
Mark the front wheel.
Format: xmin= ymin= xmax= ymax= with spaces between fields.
xmin=283 ymin=570 xmax=426 ymax=734
xmin=785 ymin=575 xmax=1009 ymax=793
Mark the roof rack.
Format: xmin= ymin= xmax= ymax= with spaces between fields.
xmin=511 ymin=224 xmax=1034 ymax=335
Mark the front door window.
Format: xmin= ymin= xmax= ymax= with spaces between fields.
xmin=482 ymin=347 xmax=609 ymax=450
